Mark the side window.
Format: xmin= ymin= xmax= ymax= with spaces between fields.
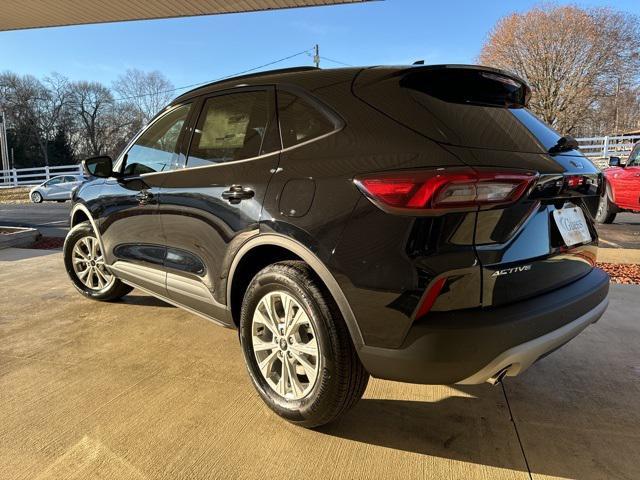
xmin=277 ymin=91 xmax=335 ymax=148
xmin=187 ymin=90 xmax=272 ymax=167
xmin=46 ymin=177 xmax=63 ymax=186
xmin=64 ymin=176 xmax=76 ymax=182
xmin=123 ymin=104 xmax=191 ymax=176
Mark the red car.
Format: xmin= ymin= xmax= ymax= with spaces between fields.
xmin=597 ymin=142 xmax=640 ymax=223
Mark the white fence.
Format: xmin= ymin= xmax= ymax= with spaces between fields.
xmin=1 ymin=135 xmax=638 ymax=183
xmin=0 ymin=164 xmax=83 ymax=187
xmin=576 ymin=134 xmax=640 ymax=169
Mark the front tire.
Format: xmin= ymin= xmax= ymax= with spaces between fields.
xmin=63 ymin=221 xmax=133 ymax=301
xmin=596 ymin=183 xmax=617 ymax=224
xmin=31 ymin=191 xmax=43 ymax=203
xmin=239 ymin=261 xmax=369 ymax=428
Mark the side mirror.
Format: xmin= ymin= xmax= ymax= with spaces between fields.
xmin=83 ymin=156 xmax=113 ymax=178
xmin=608 ymin=156 xmax=622 ymax=167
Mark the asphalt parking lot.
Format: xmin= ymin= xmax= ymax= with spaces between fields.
xmin=0 ymin=203 xmax=70 ymax=238
xmin=1 ymin=248 xmax=639 ymax=480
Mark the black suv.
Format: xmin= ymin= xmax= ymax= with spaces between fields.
xmin=64 ymin=65 xmax=610 ymax=427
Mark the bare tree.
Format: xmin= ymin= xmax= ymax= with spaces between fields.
xmin=1 ymin=69 xmax=169 ymax=167
xmin=113 ymin=69 xmax=174 ymax=123
xmin=0 ymin=72 xmax=70 ymax=165
xmin=32 ymin=74 xmax=70 ymax=165
xmin=0 ymin=72 xmax=40 ymax=148
xmin=478 ymin=5 xmax=640 ymax=135
xmin=67 ymin=80 xmax=143 ymax=159
xmin=68 ymin=81 xmax=114 ymax=156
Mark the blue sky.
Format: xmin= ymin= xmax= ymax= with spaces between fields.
xmin=1 ymin=0 xmax=639 ymax=94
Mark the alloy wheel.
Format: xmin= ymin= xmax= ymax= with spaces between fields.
xmin=251 ymin=290 xmax=320 ymax=400
xmin=71 ymin=235 xmax=114 ymax=291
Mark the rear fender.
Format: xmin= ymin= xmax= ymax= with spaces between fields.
xmin=227 ymin=233 xmax=365 ymax=349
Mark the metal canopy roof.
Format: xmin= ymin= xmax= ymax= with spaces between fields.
xmin=1 ymin=0 xmax=369 ymax=31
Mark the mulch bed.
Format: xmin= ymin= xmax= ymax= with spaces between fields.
xmin=597 ymin=262 xmax=640 ymax=285
xmin=29 ymin=237 xmax=65 ymax=249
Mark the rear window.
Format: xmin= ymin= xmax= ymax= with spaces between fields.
xmin=510 ymin=108 xmax=563 ymax=152
xmin=400 ymin=68 xmax=529 ymax=108
xmin=277 ymin=91 xmax=335 ymax=148
xmin=354 ymin=67 xmax=566 ymax=155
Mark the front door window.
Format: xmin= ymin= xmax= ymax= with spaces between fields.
xmin=123 ymin=104 xmax=191 ymax=176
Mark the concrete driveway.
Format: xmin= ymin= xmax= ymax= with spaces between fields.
xmin=0 ymin=249 xmax=638 ymax=480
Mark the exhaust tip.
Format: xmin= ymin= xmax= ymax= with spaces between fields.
xmin=487 ymin=366 xmax=510 ymax=385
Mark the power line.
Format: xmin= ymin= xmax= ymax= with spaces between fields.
xmin=114 ymin=47 xmax=315 ymax=103
xmin=304 ymin=49 xmax=354 ymax=68
xmin=319 ymin=55 xmax=354 ymax=67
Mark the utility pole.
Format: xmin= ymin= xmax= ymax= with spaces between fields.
xmin=313 ymin=44 xmax=320 ymax=68
xmin=0 ymin=111 xmax=10 ymax=183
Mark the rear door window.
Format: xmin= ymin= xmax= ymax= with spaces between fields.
xmin=277 ymin=91 xmax=335 ymax=148
xmin=187 ymin=90 xmax=275 ymax=167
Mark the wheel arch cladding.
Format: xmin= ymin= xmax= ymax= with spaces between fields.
xmin=71 ymin=208 xmax=89 ymax=227
xmin=229 ymin=244 xmax=302 ymax=327
xmin=227 ymin=235 xmax=365 ymax=348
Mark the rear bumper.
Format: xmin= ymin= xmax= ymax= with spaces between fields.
xmin=357 ymin=268 xmax=610 ymax=384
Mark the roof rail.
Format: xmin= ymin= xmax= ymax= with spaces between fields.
xmin=176 ymin=66 xmax=321 ymax=99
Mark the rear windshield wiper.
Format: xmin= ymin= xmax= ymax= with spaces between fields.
xmin=548 ymin=135 xmax=579 ymax=155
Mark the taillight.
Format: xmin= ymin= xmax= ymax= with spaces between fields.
xmin=565 ymin=175 xmax=584 ymax=188
xmin=354 ymin=168 xmax=536 ymax=212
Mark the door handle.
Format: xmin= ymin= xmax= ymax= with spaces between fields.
xmin=222 ymin=185 xmax=254 ymax=204
xmin=135 ymin=190 xmax=153 ymax=204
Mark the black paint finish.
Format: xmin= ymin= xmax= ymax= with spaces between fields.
xmin=71 ymin=64 xmax=609 ymax=383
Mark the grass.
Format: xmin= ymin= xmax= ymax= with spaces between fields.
xmin=0 ymin=187 xmax=31 ymax=204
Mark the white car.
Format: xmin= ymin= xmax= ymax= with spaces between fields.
xmin=30 ymin=175 xmax=87 ymax=203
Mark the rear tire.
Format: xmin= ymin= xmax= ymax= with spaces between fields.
xmin=239 ymin=261 xmax=369 ymax=428
xmin=596 ymin=184 xmax=617 ymax=224
xmin=63 ymin=221 xmax=133 ymax=301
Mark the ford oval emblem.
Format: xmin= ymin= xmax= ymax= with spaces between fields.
xmin=570 ymin=160 xmax=584 ymax=169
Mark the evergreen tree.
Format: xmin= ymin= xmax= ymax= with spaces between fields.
xmin=48 ymin=128 xmax=75 ymax=166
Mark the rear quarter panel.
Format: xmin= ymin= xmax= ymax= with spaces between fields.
xmin=261 ymin=78 xmax=481 ymax=349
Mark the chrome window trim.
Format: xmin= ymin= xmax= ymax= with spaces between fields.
xmin=129 ymin=84 xmax=344 ymax=178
